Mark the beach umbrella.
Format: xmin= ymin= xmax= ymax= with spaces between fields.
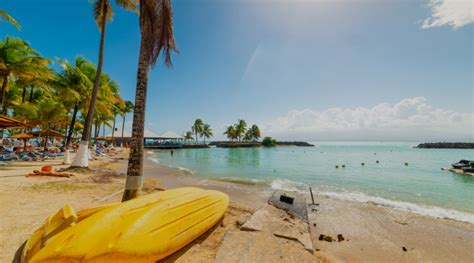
xmin=29 ymin=129 xmax=64 ymax=155
xmin=0 ymin=114 xmax=25 ymax=129
xmin=10 ymin=133 xmax=36 ymax=152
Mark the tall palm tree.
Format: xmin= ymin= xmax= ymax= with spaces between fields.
xmin=111 ymin=97 xmax=125 ymax=140
xmin=250 ymin=124 xmax=261 ymax=141
xmin=235 ymin=119 xmax=247 ymax=142
xmin=184 ymin=131 xmax=193 ymax=142
xmin=0 ymin=9 xmax=20 ymax=30
xmin=120 ymin=100 xmax=134 ymax=143
xmin=54 ymin=57 xmax=94 ymax=150
xmin=0 ymin=37 xmax=51 ymax=113
xmin=73 ymin=0 xmax=137 ymax=168
xmin=224 ymin=125 xmax=236 ymax=141
xmin=123 ymin=0 xmax=177 ymax=201
xmin=191 ymin=118 xmax=204 ymax=143
xmin=201 ymin=124 xmax=213 ymax=144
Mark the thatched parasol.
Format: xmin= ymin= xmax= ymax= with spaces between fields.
xmin=10 ymin=133 xmax=36 ymax=151
xmin=0 ymin=114 xmax=25 ymax=129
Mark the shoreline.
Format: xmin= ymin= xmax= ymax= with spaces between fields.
xmin=143 ymin=153 xmax=474 ymax=262
xmin=1 ymin=150 xmax=473 ymax=262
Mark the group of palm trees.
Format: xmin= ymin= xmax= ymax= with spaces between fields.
xmin=0 ymin=37 xmax=134 ymax=148
xmin=224 ymin=119 xmax=261 ymax=142
xmin=2 ymin=0 xmax=178 ymax=202
xmin=184 ymin=119 xmax=213 ymax=143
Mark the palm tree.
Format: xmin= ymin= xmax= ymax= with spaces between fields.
xmin=54 ymin=57 xmax=94 ymax=150
xmin=250 ymin=124 xmax=261 ymax=141
xmin=191 ymin=118 xmax=204 ymax=143
xmin=120 ymin=100 xmax=134 ymax=143
xmin=234 ymin=119 xmax=247 ymax=141
xmin=74 ymin=0 xmax=137 ymax=168
xmin=244 ymin=130 xmax=252 ymax=141
xmin=0 ymin=9 xmax=20 ymax=30
xmin=111 ymin=97 xmax=125 ymax=140
xmin=201 ymin=124 xmax=213 ymax=144
xmin=184 ymin=131 xmax=193 ymax=142
xmin=224 ymin=125 xmax=236 ymax=141
xmin=122 ymin=0 xmax=177 ymax=201
xmin=0 ymin=37 xmax=51 ymax=113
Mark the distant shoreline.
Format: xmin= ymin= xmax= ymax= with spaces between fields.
xmin=415 ymin=142 xmax=474 ymax=149
xmin=208 ymin=141 xmax=314 ymax=148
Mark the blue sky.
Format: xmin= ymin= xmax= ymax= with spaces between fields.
xmin=1 ymin=0 xmax=473 ymax=141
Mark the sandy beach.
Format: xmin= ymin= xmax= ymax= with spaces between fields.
xmin=1 ymin=149 xmax=473 ymax=262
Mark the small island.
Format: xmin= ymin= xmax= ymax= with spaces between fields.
xmin=415 ymin=142 xmax=474 ymax=149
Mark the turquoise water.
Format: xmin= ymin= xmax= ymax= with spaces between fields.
xmin=149 ymin=142 xmax=474 ymax=222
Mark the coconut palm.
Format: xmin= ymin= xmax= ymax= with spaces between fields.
xmin=184 ymin=131 xmax=193 ymax=142
xmin=0 ymin=37 xmax=51 ymax=113
xmin=250 ymin=124 xmax=261 ymax=141
xmin=0 ymin=9 xmax=20 ymax=30
xmin=110 ymin=96 xmax=125 ymax=140
xmin=224 ymin=125 xmax=236 ymax=141
xmin=191 ymin=119 xmax=204 ymax=143
xmin=120 ymin=100 xmax=134 ymax=142
xmin=201 ymin=124 xmax=213 ymax=143
xmin=122 ymin=0 xmax=177 ymax=201
xmin=244 ymin=130 xmax=252 ymax=141
xmin=74 ymin=0 xmax=137 ymax=168
xmin=234 ymin=119 xmax=247 ymax=141
xmin=54 ymin=57 xmax=94 ymax=149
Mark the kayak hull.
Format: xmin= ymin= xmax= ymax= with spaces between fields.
xmin=24 ymin=187 xmax=229 ymax=262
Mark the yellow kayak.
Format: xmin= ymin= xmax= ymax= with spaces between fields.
xmin=22 ymin=187 xmax=229 ymax=262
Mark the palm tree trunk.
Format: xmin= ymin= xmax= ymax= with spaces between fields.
xmin=29 ymin=86 xmax=35 ymax=103
xmin=122 ymin=40 xmax=149 ymax=202
xmin=65 ymin=103 xmax=79 ymax=149
xmin=43 ymin=136 xmax=49 ymax=157
xmin=22 ymin=86 xmax=27 ymax=103
xmin=72 ymin=0 xmax=108 ymax=168
xmin=121 ymin=115 xmax=125 ymax=142
xmin=0 ymin=75 xmax=9 ymax=113
xmin=112 ymin=115 xmax=116 ymax=138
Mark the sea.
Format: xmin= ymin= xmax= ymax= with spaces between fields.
xmin=148 ymin=142 xmax=474 ymax=224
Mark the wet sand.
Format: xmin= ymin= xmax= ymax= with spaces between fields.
xmin=143 ymin=153 xmax=474 ymax=263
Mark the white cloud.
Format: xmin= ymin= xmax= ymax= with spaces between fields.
xmin=263 ymin=97 xmax=474 ymax=141
xmin=422 ymin=0 xmax=474 ymax=29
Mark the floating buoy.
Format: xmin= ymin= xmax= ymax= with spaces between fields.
xmin=361 ymin=163 xmax=365 ymax=166
xmin=341 ymin=164 xmax=346 ymax=168
xmin=405 ymin=162 xmax=408 ymax=166
xmin=376 ymin=160 xmax=379 ymax=164
xmin=335 ymin=165 xmax=339 ymax=168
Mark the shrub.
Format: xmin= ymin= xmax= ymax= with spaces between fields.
xmin=262 ymin=136 xmax=276 ymax=147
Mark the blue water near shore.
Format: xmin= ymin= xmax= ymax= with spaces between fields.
xmin=148 ymin=142 xmax=474 ymax=223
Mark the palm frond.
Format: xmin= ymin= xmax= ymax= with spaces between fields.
xmin=0 ymin=9 xmax=20 ymax=30
xmin=140 ymin=0 xmax=178 ymax=67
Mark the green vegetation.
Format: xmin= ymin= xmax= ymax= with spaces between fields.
xmin=184 ymin=131 xmax=193 ymax=142
xmin=224 ymin=119 xmax=261 ymax=142
xmin=189 ymin=119 xmax=213 ymax=143
xmin=0 ymin=36 xmax=132 ymax=144
xmin=262 ymin=136 xmax=276 ymax=147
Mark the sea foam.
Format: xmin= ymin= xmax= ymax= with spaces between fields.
xmin=271 ymin=179 xmax=474 ymax=224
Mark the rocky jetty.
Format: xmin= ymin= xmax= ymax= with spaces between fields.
xmin=415 ymin=142 xmax=474 ymax=149
xmin=209 ymin=141 xmax=314 ymax=148
xmin=182 ymin=144 xmax=210 ymax=149
xmin=275 ymin=141 xmax=315 ymax=147
xmin=213 ymin=142 xmax=262 ymax=148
